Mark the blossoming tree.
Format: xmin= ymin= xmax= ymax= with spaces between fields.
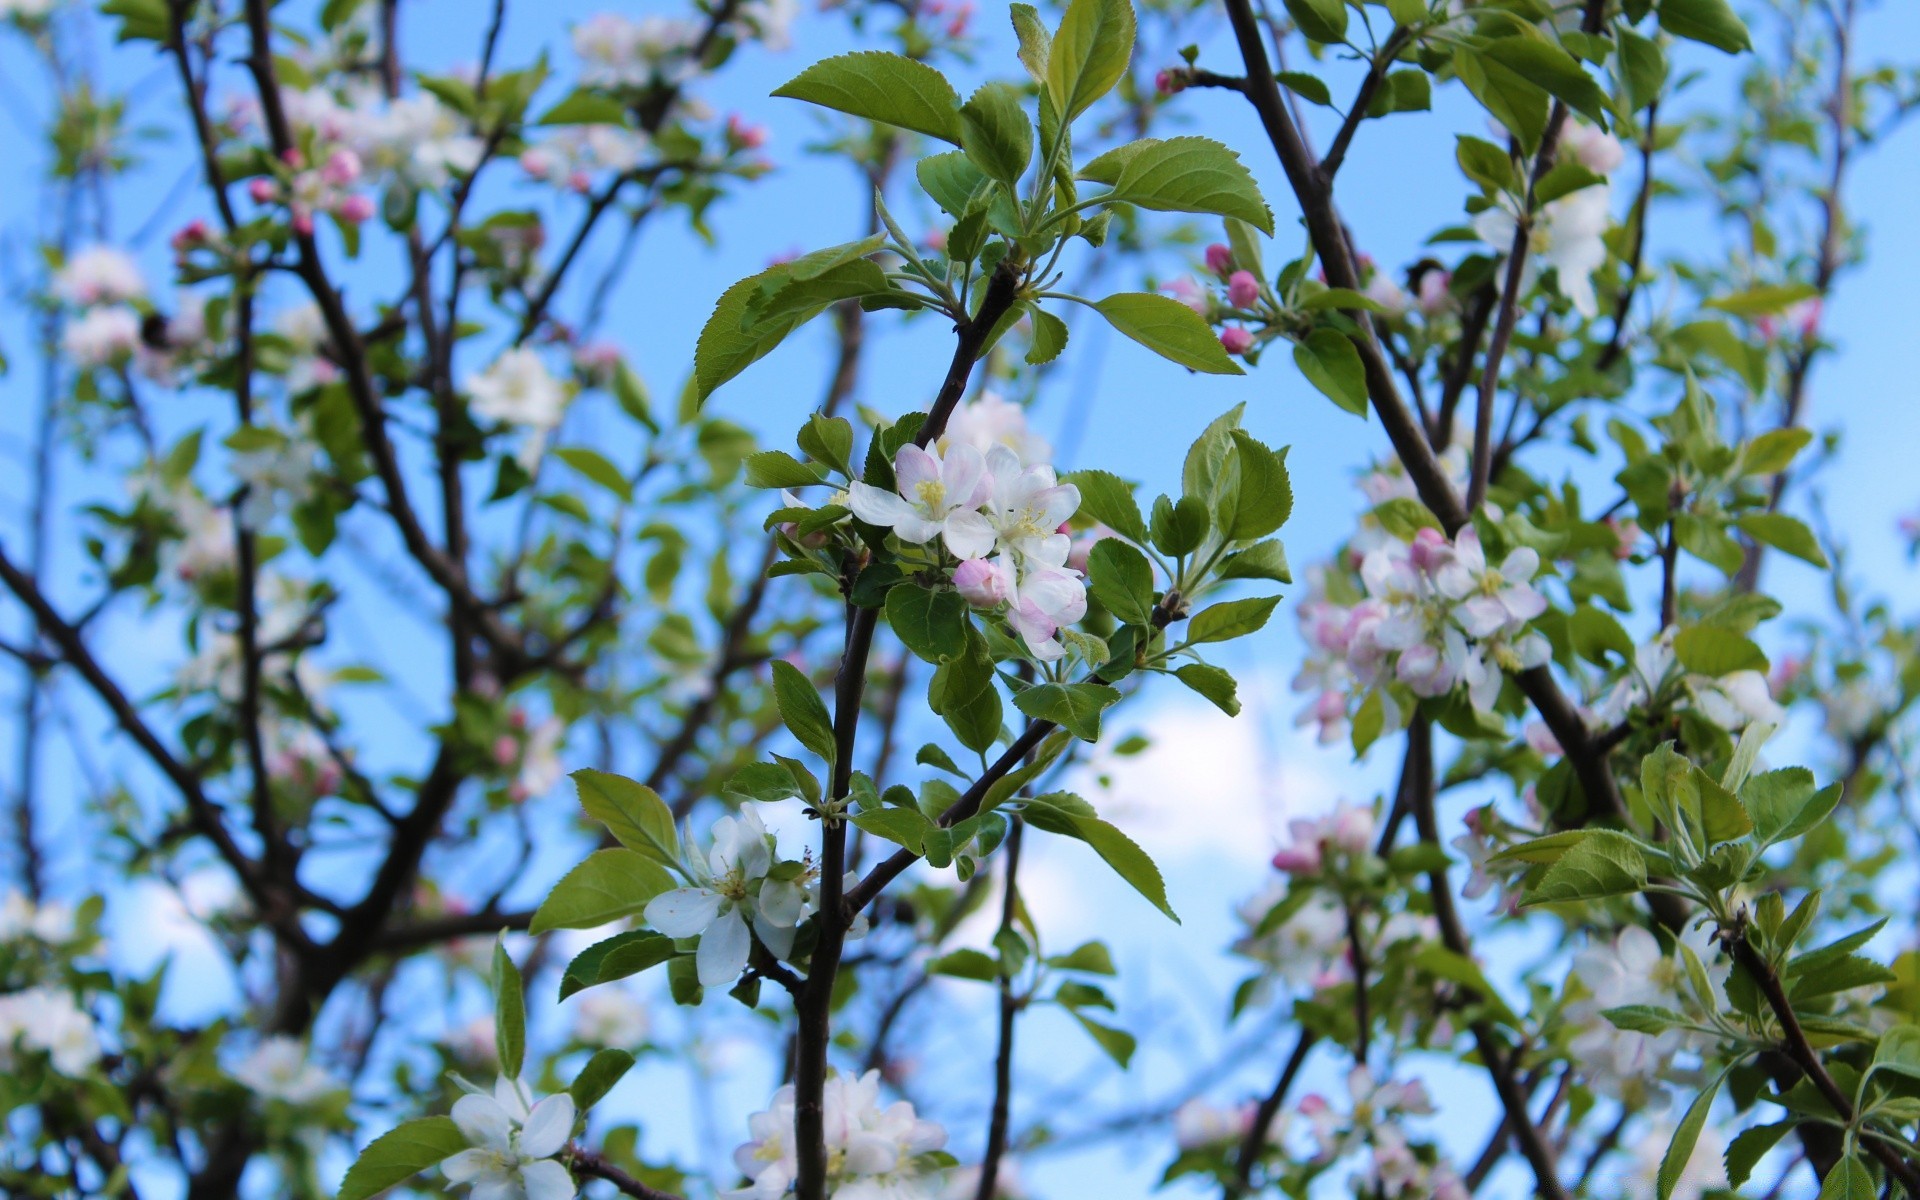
xmin=1 ymin=0 xmax=1918 ymax=1198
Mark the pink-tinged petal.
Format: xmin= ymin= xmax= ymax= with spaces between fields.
xmin=695 ymin=907 xmax=750 ymax=987
xmin=644 ymin=888 xmax=723 ymax=938
xmin=845 ymin=482 xmax=912 ymax=527
xmin=1454 ymin=596 xmax=1510 ymax=639
xmin=471 ymin=1179 xmax=515 ymax=1200
xmin=452 ymin=1093 xmax=515 ymax=1152
xmin=1373 ymin=611 xmax=1426 ymax=650
xmin=519 ymin=1093 xmax=577 ymax=1159
xmin=1431 ymin=561 xmax=1475 ymax=600
xmin=441 ymin=1149 xmax=494 ymax=1183
xmin=942 ymin=509 xmax=996 ymax=559
xmin=1498 ymin=547 xmax=1539 ymax=584
xmin=892 ymin=445 xmax=940 ymax=492
xmin=1500 ymin=585 xmax=1547 ymax=625
xmin=941 ymin=444 xmax=990 ymax=508
xmin=1037 ymin=483 xmax=1080 ymax=529
xmin=521 ymin=1158 xmax=578 ymax=1200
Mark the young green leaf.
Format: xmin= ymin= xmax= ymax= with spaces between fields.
xmin=559 ymin=931 xmax=678 ymax=1000
xmin=1293 ymin=329 xmax=1368 ymax=415
xmin=1283 ymin=0 xmax=1346 ymax=44
xmin=1174 ymin=662 xmax=1240 ymax=716
xmin=530 ymin=849 xmax=677 ymax=933
xmin=1078 ymin=137 xmax=1274 ymax=235
xmin=1186 ymin=595 xmax=1280 ymax=644
xmin=1657 ymin=1068 xmax=1723 ymax=1200
xmin=1735 ymin=513 xmax=1828 ymax=567
xmin=572 ymin=769 xmax=680 ymax=867
xmin=1223 ymin=431 xmax=1292 ymax=541
xmin=552 ymin=447 xmax=633 ymax=503
xmin=1658 ymin=0 xmax=1753 ymax=54
xmin=1046 ymin=0 xmax=1135 ymax=123
xmin=1093 ymin=292 xmax=1244 ymax=375
xmin=492 ymin=939 xmax=526 ymax=1080
xmin=1519 ymin=829 xmax=1647 ymax=905
xmin=770 ymin=660 xmax=838 ymax=764
xmin=568 ymin=1048 xmax=637 ymax=1110
xmin=959 ymin=82 xmax=1033 ymax=185
xmin=851 ymin=806 xmax=933 ymax=854
xmin=1065 ymin=469 xmax=1148 ymax=544
xmin=887 ymin=585 xmax=972 ymax=664
xmin=772 ymin=52 xmax=965 ymax=143
xmin=336 ymin=1117 xmax=467 ymax=1200
xmin=1087 ymin=539 xmax=1154 ymax=626
xmin=1013 ymin=681 xmax=1121 ymax=742
xmin=1072 ymin=1012 xmax=1138 ymax=1066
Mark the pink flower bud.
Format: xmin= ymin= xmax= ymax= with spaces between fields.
xmin=567 ymin=170 xmax=593 ymax=194
xmin=1408 ymin=526 xmax=1449 ymax=573
xmin=1270 ymin=845 xmax=1321 ymax=874
xmin=1219 ymin=326 xmax=1254 ymax=356
xmin=727 ymin=114 xmax=768 ymax=150
xmin=1204 ymin=243 xmax=1234 ymax=276
xmin=493 ymin=735 xmax=519 ymax=766
xmin=519 ymin=148 xmax=554 ymax=179
xmin=171 ymin=219 xmax=212 ymax=252
xmin=945 ymin=1 xmax=973 ymax=37
xmin=248 ymin=178 xmax=278 ymax=204
xmin=321 ymin=148 xmax=362 ymax=185
xmin=280 ymin=147 xmax=305 ymax=168
xmin=1155 ymin=69 xmax=1185 ymax=96
xmin=1227 ymin=270 xmax=1260 ymax=309
xmin=335 ymin=193 xmax=375 ymax=224
xmin=291 ymin=209 xmax=315 ymax=236
xmin=952 ymin=558 xmax=1010 ymax=608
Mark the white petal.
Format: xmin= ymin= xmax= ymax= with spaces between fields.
xmin=893 ymin=444 xmax=940 ymax=492
xmin=754 ymin=911 xmax=797 ymax=959
xmin=519 ymin=1093 xmax=577 ymax=1159
xmin=644 ymin=888 xmax=724 ymax=938
xmin=696 ymin=907 xmax=751 ymax=987
xmin=942 ymin=509 xmax=996 ymax=560
xmin=846 ymin=482 xmax=913 ymax=527
xmin=471 ymin=1178 xmax=515 ymax=1200
xmin=441 ymin=1149 xmax=495 ymax=1183
xmin=521 ymin=1158 xmax=578 ymax=1200
xmin=452 ymin=1093 xmax=516 ymax=1152
xmin=757 ymin=878 xmax=805 ymax=927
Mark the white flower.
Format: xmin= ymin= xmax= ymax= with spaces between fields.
xmin=939 ymin=393 xmax=1052 ymax=467
xmin=1561 ymin=120 xmax=1625 ymax=175
xmin=63 ymin=305 xmax=142 ymax=368
xmin=0 ymin=0 xmax=59 ymax=20
xmin=846 ymin=444 xmax=995 ymax=558
xmin=644 ymin=808 xmax=803 ymax=988
xmin=1472 ymin=184 xmax=1613 ymax=318
xmin=0 ymin=890 xmax=79 ymax=944
xmin=513 ymin=718 xmax=566 ymax=801
xmin=572 ymin=13 xmax=701 ymax=87
xmin=444 ymin=1078 xmax=578 ymax=1200
xmin=1173 ymin=1099 xmax=1248 ymax=1150
xmin=232 ymin=1036 xmax=340 ymax=1103
xmin=55 ymin=246 xmax=146 ymax=307
xmin=0 ymin=986 xmax=101 ymax=1076
xmin=1432 ymin=528 xmax=1547 ymax=638
xmin=571 ymin=988 xmax=649 ymax=1047
xmin=370 ymin=94 xmax=484 ymax=188
xmin=467 ymin=349 xmax=571 ymax=466
xmin=1564 ymin=925 xmax=1725 ymax=1104
xmin=1596 ymin=630 xmax=1786 ymax=732
xmin=977 ymin=445 xmax=1079 ymax=565
xmin=231 ymin=430 xmax=322 ymax=529
xmin=1001 ymin=558 xmax=1088 ymax=662
xmin=725 ymin=1071 xmax=946 ymax=1200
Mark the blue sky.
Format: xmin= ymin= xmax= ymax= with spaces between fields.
xmin=2 ymin=1 xmax=1920 ymax=1197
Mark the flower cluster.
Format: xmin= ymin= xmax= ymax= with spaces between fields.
xmin=230 ymin=1035 xmax=342 ymax=1104
xmin=466 ymin=347 xmax=573 ymax=468
xmin=1293 ymin=523 xmax=1548 ymax=744
xmin=725 ymin=1069 xmax=947 ymax=1199
xmin=0 ymin=985 xmax=101 ymax=1077
xmin=849 ymin=413 xmax=1087 ymax=662
xmin=1290 ymin=1069 xmax=1468 ymax=1200
xmin=247 ymin=146 xmax=374 ymax=235
xmin=1593 ymin=629 xmax=1785 ymax=733
xmin=1563 ymin=925 xmax=1725 ymax=1106
xmin=646 ymin=808 xmax=811 ymax=987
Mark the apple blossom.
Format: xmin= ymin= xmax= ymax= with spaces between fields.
xmin=645 ymin=808 xmax=806 ymax=987
xmin=846 ymin=444 xmax=995 ymax=558
xmin=443 ymin=1077 xmax=578 ymax=1200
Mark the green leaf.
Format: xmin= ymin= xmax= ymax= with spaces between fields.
xmin=1456 ymin=135 xmax=1517 ymax=192
xmin=1174 ymin=663 xmax=1240 ymax=716
xmin=929 ymin=948 xmax=1000 ymax=981
xmin=887 ymin=586 xmax=971 ymax=664
xmin=1010 ymin=3 xmax=1052 ymax=82
xmin=1027 ymin=307 xmax=1069 ymax=365
xmin=1658 ymin=0 xmax=1753 ymax=54
xmin=537 ymin=89 xmax=630 ymax=126
xmin=851 ymin=806 xmax=933 ymax=854
xmin=337 ymin=1117 xmax=466 ymax=1200
xmin=1740 ymin=427 xmax=1813 ymax=476
xmin=1480 ymin=37 xmax=1609 ymax=126
xmin=1014 ymin=682 xmax=1121 ymax=742
xmin=1046 ymin=0 xmax=1135 ymax=123
xmin=959 ymin=82 xmax=1032 ymax=185
xmin=1817 ymin=1156 xmax=1875 ymax=1200
xmin=1023 ymin=801 xmax=1177 ymax=921
xmin=572 ymin=769 xmax=680 ymax=867
xmin=1602 ymin=1004 xmax=1691 ymax=1034
xmin=1217 ymin=539 xmax=1292 ymax=584
xmin=694 ymin=238 xmax=886 ymax=400
xmin=1658 ymin=1068 xmax=1722 ymax=1200
xmin=1519 ymin=829 xmax=1647 ymax=905
xmin=1618 ymin=29 xmax=1669 ymax=111
xmin=1741 ymin=768 xmax=1828 ymax=845
xmin=1534 ymin=162 xmax=1605 ymax=205
xmin=1072 ymin=1012 xmax=1138 ymax=1066
xmin=798 ymin=414 xmax=856 ymax=478
xmin=1736 ymin=513 xmax=1828 ymax=567
xmin=1724 ymin=1121 xmax=1795 ymax=1189
xmin=1047 ymin=940 xmax=1117 ymax=974
xmin=930 ymin=648 xmax=1003 ymax=755
xmin=1275 ymin=71 xmax=1332 ymax=106
xmin=1150 ymin=493 xmax=1209 ymax=557
xmin=559 ymin=931 xmax=678 ymax=1000
xmin=492 ymin=939 xmax=526 ymax=1081
xmin=1453 ymin=45 xmax=1549 ymax=151
xmin=1673 ymin=624 xmax=1768 ymax=676
xmin=772 ymin=52 xmax=964 ymax=142
xmin=1065 ymin=470 xmax=1148 ymax=544
xmin=531 ymin=849 xmax=677 ymax=934
xmin=1293 ymin=329 xmax=1368 ymax=415
xmin=1224 ymin=431 xmax=1292 ymax=541
xmin=568 ymin=1048 xmax=636 ymax=1110
xmin=1187 ymin=595 xmax=1280 ymax=644
xmin=553 ymin=447 xmax=633 ymax=503
xmin=1350 ymin=688 xmax=1385 ymax=756
xmin=1093 ymin=292 xmax=1244 ymax=375
xmin=1705 ymin=282 xmax=1818 ymax=315
xmin=1079 ymin=137 xmax=1273 ymax=235
xmin=771 ymin=660 xmax=837 ymax=764
xmin=744 ymin=450 xmax=826 ymax=490
xmin=1283 ymin=0 xmax=1347 ymax=44
xmin=1087 ymin=539 xmax=1155 ymax=625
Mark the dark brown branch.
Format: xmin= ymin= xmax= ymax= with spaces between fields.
xmin=371 ymin=908 xmax=534 ymax=953
xmin=974 ymin=818 xmax=1025 ymax=1200
xmin=1596 ymin=100 xmax=1660 ymax=373
xmin=568 ymin=1146 xmax=685 ymax=1200
xmin=1226 ymin=1033 xmax=1315 ymax=1197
